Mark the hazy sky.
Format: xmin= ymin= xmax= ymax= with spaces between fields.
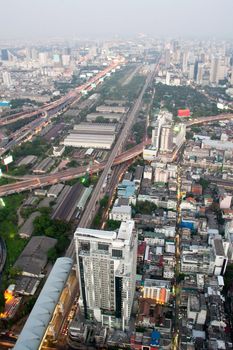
xmin=1 ymin=0 xmax=233 ymax=40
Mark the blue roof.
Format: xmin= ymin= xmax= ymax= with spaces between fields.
xmin=118 ymin=180 xmax=136 ymax=198
xmin=151 ymin=330 xmax=160 ymax=340
xmin=151 ymin=330 xmax=160 ymax=346
xmin=0 ymin=101 xmax=10 ymax=107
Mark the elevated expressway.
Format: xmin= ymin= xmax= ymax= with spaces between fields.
xmin=0 ymin=142 xmax=146 ymax=197
xmin=0 ymin=59 xmax=123 ymax=157
xmin=0 ymin=60 xmax=122 ymax=127
xmin=1 ymin=111 xmax=233 ymax=197
xmin=186 ymin=113 xmax=233 ymax=126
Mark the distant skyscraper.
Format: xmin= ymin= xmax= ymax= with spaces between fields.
xmin=193 ymin=61 xmax=199 ymax=81
xmin=62 ymin=54 xmax=70 ymax=66
xmin=2 ymin=71 xmax=12 ymax=87
xmin=210 ymin=57 xmax=219 ymax=84
xmin=182 ymin=51 xmax=189 ymax=73
xmin=217 ymin=64 xmax=226 ymax=82
xmin=75 ymin=220 xmax=137 ymax=330
xmin=164 ymin=49 xmax=171 ymax=69
xmin=53 ymin=54 xmax=61 ymax=66
xmin=39 ymin=52 xmax=48 ymax=66
xmin=1 ymin=49 xmax=9 ymax=61
xmin=196 ymin=63 xmax=204 ymax=85
xmin=25 ymin=47 xmax=32 ymax=60
xmin=210 ymin=56 xmax=226 ymax=85
xmin=31 ymin=48 xmax=38 ymax=61
xmin=189 ymin=64 xmax=195 ymax=80
xmin=63 ymin=47 xmax=71 ymax=55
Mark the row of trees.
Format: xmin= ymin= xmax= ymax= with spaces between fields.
xmin=91 ymin=195 xmax=109 ymax=229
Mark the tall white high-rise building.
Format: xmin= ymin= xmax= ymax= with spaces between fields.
xmin=62 ymin=54 xmax=70 ymax=66
xmin=182 ymin=50 xmax=189 ymax=73
xmin=31 ymin=48 xmax=38 ymax=61
xmin=160 ymin=125 xmax=173 ymax=152
xmin=152 ymin=120 xmax=162 ymax=150
xmin=152 ymin=111 xmax=173 ymax=153
xmin=39 ymin=52 xmax=48 ymax=66
xmin=2 ymin=71 xmax=12 ymax=87
xmin=210 ymin=57 xmax=226 ymax=84
xmin=189 ymin=64 xmax=195 ymax=80
xmin=75 ymin=220 xmax=137 ymax=330
xmin=217 ymin=64 xmax=226 ymax=82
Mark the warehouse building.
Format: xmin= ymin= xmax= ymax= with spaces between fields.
xmin=18 ymin=212 xmax=41 ymax=238
xmin=86 ymin=112 xmax=123 ymax=123
xmin=18 ymin=155 xmax=38 ymax=167
xmin=104 ymin=99 xmax=127 ymax=106
xmin=63 ymin=133 xmax=115 ymax=149
xmin=73 ymin=122 xmax=117 ymax=134
xmin=47 ymin=184 xmax=64 ymax=198
xmin=33 ymin=157 xmax=55 ymax=174
xmin=64 ymin=123 xmax=117 ymax=149
xmin=14 ymin=236 xmax=57 ymax=277
xmin=96 ymin=105 xmax=128 ymax=114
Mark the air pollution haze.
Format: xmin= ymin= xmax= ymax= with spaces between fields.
xmin=1 ymin=0 xmax=233 ymax=40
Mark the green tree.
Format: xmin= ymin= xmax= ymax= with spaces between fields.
xmin=47 ymin=247 xmax=58 ymax=263
xmin=199 ymin=178 xmax=210 ymax=190
xmin=132 ymin=201 xmax=157 ymax=216
xmin=106 ymin=220 xmax=121 ymax=230
xmin=100 ymin=195 xmax=109 ymax=208
xmin=95 ymin=116 xmax=108 ymax=123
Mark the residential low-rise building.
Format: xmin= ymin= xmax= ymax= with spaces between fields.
xmin=143 ymin=279 xmax=171 ymax=304
xmin=109 ymin=205 xmax=132 ymax=221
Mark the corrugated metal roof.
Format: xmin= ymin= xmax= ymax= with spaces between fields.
xmin=13 ymin=257 xmax=73 ymax=350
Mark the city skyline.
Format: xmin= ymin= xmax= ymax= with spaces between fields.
xmin=1 ymin=1 xmax=233 ymax=347
xmin=1 ymin=0 xmax=233 ymax=40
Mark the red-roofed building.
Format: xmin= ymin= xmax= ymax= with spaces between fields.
xmin=186 ymin=197 xmax=197 ymax=204
xmin=191 ymin=183 xmax=203 ymax=196
xmin=137 ymin=242 xmax=146 ymax=263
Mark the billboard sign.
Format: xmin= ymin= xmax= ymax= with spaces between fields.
xmin=178 ymin=109 xmax=190 ymax=117
xmin=3 ymin=155 xmax=13 ymax=165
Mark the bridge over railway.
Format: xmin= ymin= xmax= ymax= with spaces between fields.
xmin=0 ymin=142 xmax=146 ymax=197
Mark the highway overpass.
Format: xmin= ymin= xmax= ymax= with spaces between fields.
xmin=0 ymin=143 xmax=145 ymax=197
